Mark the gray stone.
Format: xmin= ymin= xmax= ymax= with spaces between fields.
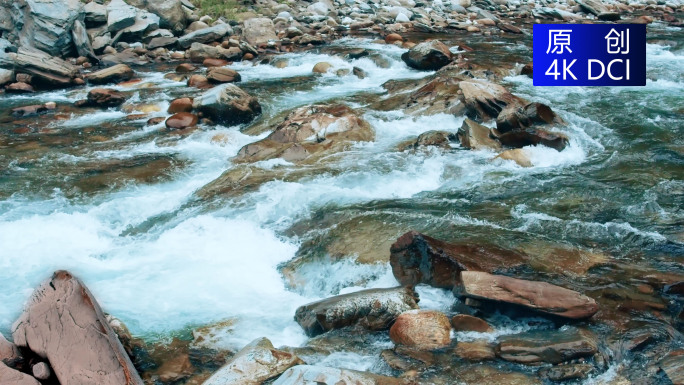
xmin=177 ymin=23 xmax=232 ymax=49
xmin=107 ymin=0 xmax=137 ymax=32
xmin=84 ymin=1 xmax=107 ymax=27
xmin=243 ymin=18 xmax=277 ymax=46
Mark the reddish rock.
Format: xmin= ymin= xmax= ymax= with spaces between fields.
xmin=187 ymin=74 xmax=212 ymax=89
xmin=6 ymin=82 xmax=34 ymax=93
xmin=454 ymin=340 xmax=496 ymax=361
xmin=521 ymin=62 xmax=533 ymax=78
xmin=496 ymin=327 xmax=598 ymax=364
xmin=168 ymin=97 xmax=194 ymax=113
xmin=389 ymin=231 xmax=525 ymax=288
xmin=176 ymin=63 xmax=197 ymax=73
xmin=243 ymin=53 xmax=254 ymax=60
xmin=202 ymin=58 xmax=229 ymax=67
xmin=166 ymin=112 xmax=198 ymax=130
xmin=0 ymin=362 xmax=40 ymax=385
xmin=11 ymin=271 xmax=143 ymax=385
xmin=207 ymin=67 xmax=241 ymax=83
xmin=385 ymin=33 xmax=403 ymax=43
xmin=495 ymin=102 xmax=561 ymax=134
xmin=147 ymin=117 xmax=166 ymax=125
xmin=389 ymin=310 xmax=451 ymax=350
xmin=458 ymin=271 xmax=599 ymax=320
xmin=451 ymin=314 xmax=493 ymax=333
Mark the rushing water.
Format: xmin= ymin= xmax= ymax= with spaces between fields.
xmin=0 ymin=23 xmax=682 ymax=380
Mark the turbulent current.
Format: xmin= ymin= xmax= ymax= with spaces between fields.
xmin=0 ymin=25 xmax=682 ymax=381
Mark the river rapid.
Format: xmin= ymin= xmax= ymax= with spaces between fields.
xmin=0 ymin=23 xmax=682 ymax=383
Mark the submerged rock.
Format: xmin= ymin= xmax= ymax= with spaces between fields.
xmin=11 ymin=270 xmax=143 ymax=385
xmin=272 ymin=365 xmax=410 ymax=385
xmin=192 ymin=83 xmax=261 ymax=126
xmin=294 ymin=287 xmax=418 ymax=337
xmin=87 ymin=64 xmax=135 ymax=85
xmin=202 ymin=338 xmax=302 ymax=385
xmin=538 ymin=363 xmax=595 ymax=381
xmin=402 ymin=130 xmax=457 ymax=150
xmin=457 ymin=271 xmax=599 ymax=319
xmin=389 ymin=310 xmax=451 ymax=350
xmin=454 ymin=340 xmax=496 ymax=361
xmin=496 ymin=128 xmax=569 ymax=152
xmin=389 ymin=231 xmax=525 ymax=288
xmin=495 ymin=327 xmax=598 ymax=364
xmin=401 ymin=40 xmax=453 ymax=71
xmin=495 ymin=149 xmax=532 ymax=167
xmin=495 ymin=102 xmax=561 ymax=134
xmin=234 ymin=104 xmax=373 ymax=164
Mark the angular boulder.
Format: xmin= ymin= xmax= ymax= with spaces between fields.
xmin=496 ymin=102 xmax=560 ymax=134
xmin=243 ymin=18 xmax=277 ymax=47
xmin=401 ymin=40 xmax=453 ymax=71
xmin=2 ymin=47 xmax=79 ymax=87
xmin=458 ymin=118 xmax=501 ymax=151
xmin=76 ymin=88 xmax=128 ymax=108
xmin=207 ymin=67 xmax=241 ymax=83
xmin=294 ymin=287 xmax=419 ymax=337
xmin=272 ymin=365 xmax=410 ymax=385
xmin=0 ymin=362 xmax=40 ymax=385
xmin=192 ymin=83 xmax=261 ymax=125
xmin=235 ymin=104 xmax=374 ymax=164
xmin=495 ymin=327 xmax=598 ymax=364
xmin=389 ymin=231 xmax=525 ymax=288
xmin=0 ymin=333 xmax=22 ymax=368
xmin=11 ymin=270 xmax=143 ymax=385
xmin=457 ymin=271 xmax=599 ymax=319
xmin=107 ymin=0 xmax=137 ymax=32
xmin=177 ymin=24 xmax=232 ymax=49
xmin=87 ymin=64 xmax=135 ymax=85
xmin=2 ymin=0 xmax=84 ymax=57
xmin=133 ymin=0 xmax=187 ymax=33
xmin=459 ymin=80 xmax=525 ymax=121
xmin=186 ymin=43 xmax=242 ymax=63
xmin=84 ymin=1 xmax=107 ymax=26
xmin=389 ymin=310 xmax=451 ymax=350
xmin=496 ymin=128 xmax=569 ymax=152
xmin=202 ymin=338 xmax=303 ymax=385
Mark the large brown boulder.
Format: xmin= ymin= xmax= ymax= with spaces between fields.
xmin=272 ymin=365 xmax=410 ymax=385
xmin=458 ymin=118 xmax=502 ymax=151
xmin=495 ymin=102 xmax=561 ymax=134
xmin=389 ymin=231 xmax=525 ymax=289
xmin=495 ymin=327 xmax=598 ymax=364
xmin=206 ymin=67 xmax=241 ymax=83
xmin=87 ymin=64 xmax=135 ymax=85
xmin=168 ymin=97 xmax=193 ymax=113
xmin=192 ymin=83 xmax=261 ymax=125
xmin=294 ymin=287 xmax=419 ymax=337
xmin=0 ymin=362 xmax=40 ymax=385
xmin=457 ymin=271 xmax=599 ymax=319
xmin=202 ymin=338 xmax=303 ymax=385
xmin=401 ymin=40 xmax=453 ymax=71
xmin=459 ymin=80 xmax=525 ymax=121
xmin=389 ymin=310 xmax=451 ymax=350
xmin=235 ymin=104 xmax=374 ymax=164
xmin=165 ymin=112 xmax=198 ymax=130
xmin=11 ymin=270 xmax=143 ymax=385
xmin=75 ymin=88 xmax=128 ymax=108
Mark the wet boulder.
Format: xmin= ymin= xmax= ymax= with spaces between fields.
xmin=459 ymin=80 xmax=525 ymax=122
xmin=192 ymin=83 xmax=261 ymax=125
xmin=496 ymin=127 xmax=569 ymax=152
xmin=403 ymin=130 xmax=457 ymax=150
xmin=0 ymin=363 xmax=40 ymax=385
xmin=495 ymin=102 xmax=562 ymax=134
xmin=389 ymin=231 xmax=525 ymax=288
xmin=401 ymin=40 xmax=453 ymax=70
xmin=454 ymin=340 xmax=496 ymax=361
xmin=389 ymin=310 xmax=451 ymax=350
xmin=165 ymin=112 xmax=198 ymax=130
xmin=168 ymin=97 xmax=193 ymax=113
xmin=234 ymin=104 xmax=374 ymax=164
xmin=87 ymin=64 xmax=135 ymax=85
xmin=457 ymin=271 xmax=599 ymax=320
xmin=294 ymin=287 xmax=419 ymax=337
xmin=538 ymin=363 xmax=595 ymax=381
xmin=272 ymin=365 xmax=410 ymax=385
xmin=458 ymin=118 xmax=502 ymax=151
xmin=451 ymin=314 xmax=493 ymax=333
xmin=177 ymin=24 xmax=232 ymax=49
xmin=11 ymin=270 xmax=143 ymax=385
xmin=202 ymin=338 xmax=303 ymax=385
xmin=495 ymin=327 xmax=598 ymax=364
xmin=206 ymin=67 xmax=241 ymax=83
xmin=75 ymin=88 xmax=128 ymax=108
xmin=118 ymin=9 xmax=160 ymax=42
xmin=495 ymin=149 xmax=532 ymax=167
xmin=243 ymin=18 xmax=277 ymax=47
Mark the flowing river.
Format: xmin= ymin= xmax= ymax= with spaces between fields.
xmin=0 ymin=23 xmax=682 ymax=382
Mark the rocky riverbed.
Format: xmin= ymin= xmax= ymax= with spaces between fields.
xmin=0 ymin=0 xmax=683 ymax=384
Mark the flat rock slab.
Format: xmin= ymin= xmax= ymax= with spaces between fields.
xmin=12 ymin=270 xmax=143 ymax=385
xmin=294 ymin=287 xmax=419 ymax=337
xmin=495 ymin=327 xmax=598 ymax=364
xmin=202 ymin=337 xmax=302 ymax=385
xmin=272 ymin=365 xmax=410 ymax=385
xmin=458 ymin=271 xmax=598 ymax=319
